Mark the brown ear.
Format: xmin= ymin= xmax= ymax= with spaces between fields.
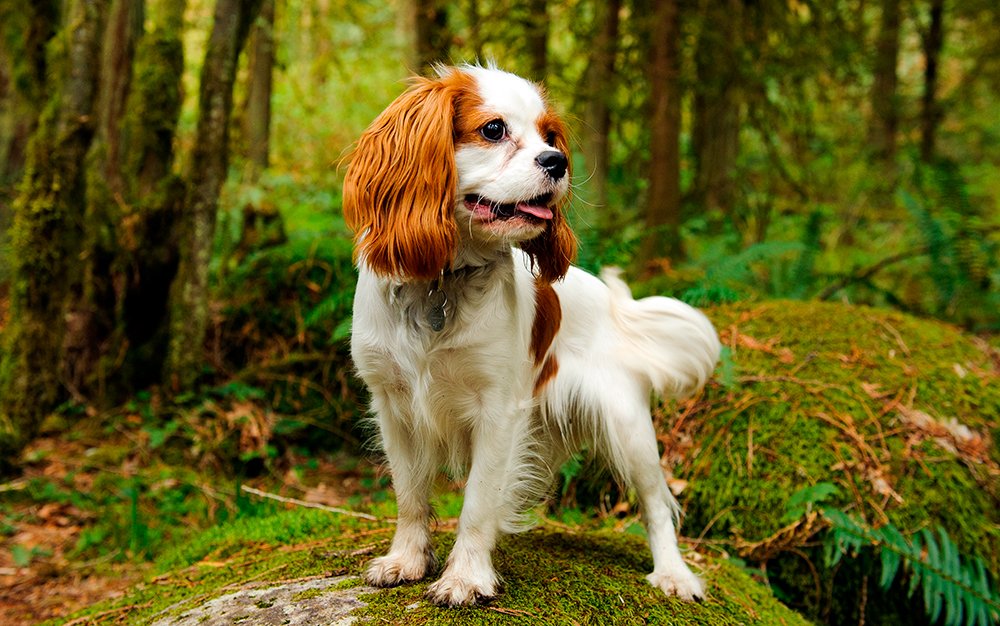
xmin=520 ymin=111 xmax=578 ymax=282
xmin=343 ymin=75 xmax=465 ymax=280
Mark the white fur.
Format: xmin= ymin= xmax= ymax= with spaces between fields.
xmin=350 ymin=66 xmax=721 ymax=606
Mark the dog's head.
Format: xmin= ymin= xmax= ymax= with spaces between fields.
xmin=343 ymin=65 xmax=577 ymax=282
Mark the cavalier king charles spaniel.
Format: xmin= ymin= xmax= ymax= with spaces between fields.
xmin=343 ymin=64 xmax=720 ymax=606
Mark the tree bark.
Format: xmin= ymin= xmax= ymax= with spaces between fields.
xmin=413 ymin=0 xmax=450 ymax=73
xmin=0 ymin=0 xmax=59 ymax=237
xmin=638 ymin=0 xmax=684 ymax=267
xmin=65 ymin=0 xmax=144 ymax=399
xmin=525 ymin=0 xmax=549 ymax=82
xmin=869 ymin=0 xmax=901 ymax=169
xmin=692 ymin=0 xmax=743 ymax=218
xmin=0 ymin=0 xmax=108 ymax=470
xmin=243 ymin=0 xmax=275 ymax=179
xmin=919 ymin=0 xmax=944 ymax=163
xmin=581 ymin=0 xmax=621 ymax=219
xmin=165 ymin=0 xmax=262 ymax=391
xmin=0 ymin=0 xmax=59 ymax=184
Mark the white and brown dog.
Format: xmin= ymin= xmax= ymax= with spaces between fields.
xmin=343 ymin=64 xmax=720 ymax=606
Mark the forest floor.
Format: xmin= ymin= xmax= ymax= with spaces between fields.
xmin=0 ymin=437 xmax=142 ymax=624
xmin=0 ymin=423 xmax=385 ymax=625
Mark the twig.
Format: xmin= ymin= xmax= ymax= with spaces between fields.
xmin=0 ymin=478 xmax=28 ymax=492
xmin=240 ymin=485 xmax=390 ymax=523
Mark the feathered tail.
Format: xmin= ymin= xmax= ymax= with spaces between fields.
xmin=601 ymin=268 xmax=721 ymax=399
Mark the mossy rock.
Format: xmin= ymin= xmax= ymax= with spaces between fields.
xmin=56 ymin=508 xmax=809 ymax=625
xmin=673 ymin=300 xmax=999 ymax=624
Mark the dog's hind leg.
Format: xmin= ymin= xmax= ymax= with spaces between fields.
xmin=599 ymin=380 xmax=705 ymax=601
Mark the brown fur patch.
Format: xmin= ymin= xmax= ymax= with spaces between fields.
xmin=530 ymin=277 xmax=562 ymax=365
xmin=520 ymin=106 xmax=577 ymax=282
xmin=533 ymin=354 xmax=559 ymax=396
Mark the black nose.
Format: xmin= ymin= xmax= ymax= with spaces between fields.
xmin=535 ymin=150 xmax=568 ymax=180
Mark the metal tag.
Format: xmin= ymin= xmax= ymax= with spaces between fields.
xmin=427 ymin=288 xmax=447 ymax=332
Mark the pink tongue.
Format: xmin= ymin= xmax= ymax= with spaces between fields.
xmin=516 ymin=203 xmax=553 ymax=220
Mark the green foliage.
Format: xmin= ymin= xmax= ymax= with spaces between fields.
xmin=822 ymin=509 xmax=1000 ymax=626
xmin=676 ymin=301 xmax=1000 ymax=625
xmin=780 ymin=482 xmax=840 ymax=524
xmin=899 ymin=160 xmax=1000 ymax=329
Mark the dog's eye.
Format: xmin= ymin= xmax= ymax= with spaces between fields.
xmin=480 ymin=120 xmax=507 ymax=142
xmin=546 ymin=131 xmax=557 ymax=147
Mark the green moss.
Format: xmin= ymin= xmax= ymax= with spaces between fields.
xmin=673 ymin=300 xmax=1000 ymax=622
xmin=55 ymin=508 xmax=808 ymax=625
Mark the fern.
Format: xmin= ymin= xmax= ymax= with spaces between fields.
xmin=822 ymin=509 xmax=1000 ymax=626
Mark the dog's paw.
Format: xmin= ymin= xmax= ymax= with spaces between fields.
xmin=425 ymin=571 xmax=498 ymax=606
xmin=364 ymin=551 xmax=433 ymax=587
xmin=647 ymin=567 xmax=705 ymax=601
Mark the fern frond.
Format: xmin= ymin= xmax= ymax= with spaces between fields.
xmin=822 ymin=510 xmax=1000 ymax=626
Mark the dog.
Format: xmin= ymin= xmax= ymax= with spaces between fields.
xmin=342 ymin=64 xmax=720 ymax=606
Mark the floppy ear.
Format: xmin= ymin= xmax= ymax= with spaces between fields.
xmin=343 ymin=76 xmax=461 ymax=280
xmin=520 ymin=112 xmax=578 ymax=283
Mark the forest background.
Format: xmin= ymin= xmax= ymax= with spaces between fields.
xmin=0 ymin=0 xmax=998 ymax=624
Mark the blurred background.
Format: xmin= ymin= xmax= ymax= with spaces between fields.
xmin=0 ymin=0 xmax=998 ymax=623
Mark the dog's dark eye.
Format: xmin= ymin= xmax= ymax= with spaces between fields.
xmin=546 ymin=131 xmax=557 ymax=147
xmin=480 ymin=119 xmax=507 ymax=142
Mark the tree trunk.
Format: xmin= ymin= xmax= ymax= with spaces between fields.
xmin=525 ymin=0 xmax=549 ymax=82
xmin=638 ymin=0 xmax=684 ymax=267
xmin=0 ymin=0 xmax=108 ymax=470
xmin=0 ymin=0 xmax=59 ymax=233
xmin=413 ymin=0 xmax=450 ymax=73
xmin=65 ymin=0 xmax=144 ymax=399
xmin=919 ymin=0 xmax=944 ymax=163
xmin=63 ymin=0 xmax=186 ymax=403
xmin=0 ymin=0 xmax=58 ymax=183
xmin=165 ymin=0 xmax=262 ymax=391
xmin=116 ymin=0 xmax=186 ymax=392
xmin=692 ymin=0 xmax=743 ymax=218
xmin=581 ymin=0 xmax=621 ymax=219
xmin=243 ymin=0 xmax=275 ymax=179
xmin=869 ymin=0 xmax=901 ymax=169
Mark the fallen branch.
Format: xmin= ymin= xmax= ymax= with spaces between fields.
xmin=240 ymin=485 xmax=389 ymax=523
xmin=816 ymin=246 xmax=929 ymax=301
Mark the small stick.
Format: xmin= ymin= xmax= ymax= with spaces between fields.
xmin=240 ymin=485 xmax=390 ymax=523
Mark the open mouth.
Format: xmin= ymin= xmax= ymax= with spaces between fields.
xmin=464 ymin=193 xmax=554 ymax=223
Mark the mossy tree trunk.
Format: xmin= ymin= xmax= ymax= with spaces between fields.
xmin=0 ymin=0 xmax=59 ymax=233
xmin=114 ymin=0 xmax=187 ymax=392
xmin=0 ymin=0 xmax=109 ymax=469
xmin=165 ymin=0 xmax=262 ymax=391
xmin=67 ymin=0 xmax=187 ymax=401
xmin=66 ymin=0 xmax=144 ymax=399
xmin=241 ymin=0 xmax=275 ymax=181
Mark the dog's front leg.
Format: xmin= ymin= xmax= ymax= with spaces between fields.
xmin=426 ymin=413 xmax=525 ymax=606
xmin=364 ymin=394 xmax=438 ymax=587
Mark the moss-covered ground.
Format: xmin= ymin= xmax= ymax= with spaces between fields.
xmin=672 ymin=300 xmax=999 ymax=624
xmin=18 ymin=299 xmax=1000 ymax=625
xmin=51 ymin=507 xmax=809 ymax=625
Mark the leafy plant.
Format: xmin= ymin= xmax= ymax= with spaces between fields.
xmin=822 ymin=509 xmax=1000 ymax=626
